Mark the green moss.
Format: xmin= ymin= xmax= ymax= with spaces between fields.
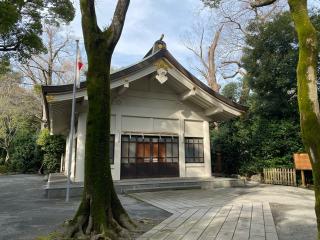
xmin=289 ymin=0 xmax=320 ymax=238
xmin=35 ymin=231 xmax=65 ymax=240
xmin=67 ymin=1 xmax=132 ymax=238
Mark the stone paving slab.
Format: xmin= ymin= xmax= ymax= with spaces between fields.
xmin=134 ymin=191 xmax=279 ymax=240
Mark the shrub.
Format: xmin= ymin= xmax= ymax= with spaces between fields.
xmin=9 ymin=130 xmax=41 ymax=173
xmin=211 ymin=117 xmax=303 ymax=177
xmin=37 ymin=128 xmax=65 ymax=173
xmin=0 ymin=165 xmax=8 ymax=174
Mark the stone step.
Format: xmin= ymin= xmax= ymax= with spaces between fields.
xmin=44 ymin=174 xmax=246 ymax=199
xmin=120 ymin=184 xmax=202 ymax=194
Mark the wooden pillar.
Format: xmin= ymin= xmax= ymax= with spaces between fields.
xmin=301 ymin=170 xmax=306 ymax=187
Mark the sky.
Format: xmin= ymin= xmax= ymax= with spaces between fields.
xmin=69 ymin=0 xmax=206 ymax=70
xmin=68 ymin=0 xmax=320 ymax=84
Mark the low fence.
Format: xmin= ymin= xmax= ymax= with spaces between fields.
xmin=263 ymin=168 xmax=296 ymax=186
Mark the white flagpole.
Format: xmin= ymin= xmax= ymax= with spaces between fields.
xmin=66 ymin=39 xmax=79 ymax=202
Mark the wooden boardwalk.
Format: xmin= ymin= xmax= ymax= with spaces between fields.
xmin=132 ymin=190 xmax=278 ymax=240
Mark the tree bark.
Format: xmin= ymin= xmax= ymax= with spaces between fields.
xmin=208 ymin=26 xmax=223 ymax=92
xmin=65 ymin=0 xmax=134 ymax=239
xmin=4 ymin=150 xmax=9 ymax=163
xmin=288 ymin=0 xmax=320 ymax=238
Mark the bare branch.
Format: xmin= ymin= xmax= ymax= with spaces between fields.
xmin=222 ymin=71 xmax=240 ymax=79
xmin=186 ymin=45 xmax=209 ymax=70
xmin=222 ymin=60 xmax=243 ymax=68
xmin=52 ymin=37 xmax=69 ymax=60
xmin=199 ymin=28 xmax=205 ymax=60
xmin=222 ymin=16 xmax=248 ymax=35
xmin=192 ymin=65 xmax=209 ymax=80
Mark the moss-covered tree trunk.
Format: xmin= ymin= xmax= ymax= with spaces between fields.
xmin=251 ymin=0 xmax=320 ymax=236
xmin=66 ymin=0 xmax=134 ymax=239
xmin=288 ymin=0 xmax=320 ymax=238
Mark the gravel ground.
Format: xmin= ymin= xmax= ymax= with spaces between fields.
xmin=0 ymin=174 xmax=170 ymax=240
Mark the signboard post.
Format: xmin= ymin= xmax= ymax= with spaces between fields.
xmin=294 ymin=153 xmax=312 ymax=187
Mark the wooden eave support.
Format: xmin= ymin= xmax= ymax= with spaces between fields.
xmin=180 ymin=87 xmax=197 ymax=101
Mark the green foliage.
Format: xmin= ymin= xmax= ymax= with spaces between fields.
xmin=242 ymin=12 xmax=299 ymax=119
xmin=213 ymin=11 xmax=320 ymax=176
xmin=35 ymin=231 xmax=64 ymax=240
xmin=221 ymin=81 xmax=242 ymax=102
xmin=0 ymin=165 xmax=8 ymax=174
xmin=242 ymin=11 xmax=320 ymax=118
xmin=0 ymin=57 xmax=10 ymax=75
xmin=9 ymin=130 xmax=41 ymax=173
xmin=36 ymin=128 xmax=50 ymax=146
xmin=0 ymin=71 xmax=41 ymax=164
xmin=212 ymin=116 xmax=303 ymax=176
xmin=37 ymin=129 xmax=65 ymax=173
xmin=0 ymin=0 xmax=75 ymax=61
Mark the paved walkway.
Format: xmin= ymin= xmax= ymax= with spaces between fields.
xmin=133 ymin=189 xmax=279 ymax=240
xmin=0 ymin=175 xmax=316 ymax=240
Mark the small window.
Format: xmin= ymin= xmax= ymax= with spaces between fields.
xmin=185 ymin=137 xmax=204 ymax=163
xmin=110 ymin=135 xmax=115 ymax=164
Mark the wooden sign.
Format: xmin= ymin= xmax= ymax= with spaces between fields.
xmin=294 ymin=153 xmax=312 ymax=170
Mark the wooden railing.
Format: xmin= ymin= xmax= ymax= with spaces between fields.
xmin=263 ymin=168 xmax=296 ymax=186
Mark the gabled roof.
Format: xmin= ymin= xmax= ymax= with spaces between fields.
xmin=42 ymin=44 xmax=247 ymax=113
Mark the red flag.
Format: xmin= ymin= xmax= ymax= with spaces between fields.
xmin=76 ymin=49 xmax=84 ymax=88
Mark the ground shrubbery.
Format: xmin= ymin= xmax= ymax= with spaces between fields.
xmin=37 ymin=129 xmax=65 ymax=174
xmin=0 ymin=165 xmax=7 ymax=174
xmin=9 ymin=130 xmax=41 ymax=173
xmin=212 ymin=117 xmax=303 ymax=176
xmin=0 ymin=128 xmax=65 ymax=175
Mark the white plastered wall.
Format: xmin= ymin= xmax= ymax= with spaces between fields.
xmin=64 ymin=128 xmax=77 ymax=181
xmin=69 ymin=75 xmax=212 ymax=181
xmin=184 ymin=120 xmax=211 ymax=178
xmin=74 ymin=112 xmax=87 ymax=182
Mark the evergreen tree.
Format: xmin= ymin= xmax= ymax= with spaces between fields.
xmin=0 ymin=0 xmax=75 ymax=61
xmin=215 ymin=11 xmax=320 ymax=175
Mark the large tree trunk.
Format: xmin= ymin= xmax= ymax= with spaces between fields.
xmin=67 ymin=50 xmax=133 ymax=239
xmin=288 ymin=0 xmax=320 ymax=238
xmin=65 ymin=1 xmax=134 ymax=239
xmin=208 ymin=26 xmax=223 ymax=92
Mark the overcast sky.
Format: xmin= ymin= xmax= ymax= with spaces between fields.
xmin=70 ymin=0 xmax=206 ymax=70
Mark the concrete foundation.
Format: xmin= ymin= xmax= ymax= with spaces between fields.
xmin=45 ymin=173 xmax=246 ymax=199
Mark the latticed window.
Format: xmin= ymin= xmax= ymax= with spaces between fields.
xmin=121 ymin=135 xmax=179 ymax=163
xmin=185 ymin=137 xmax=204 ymax=163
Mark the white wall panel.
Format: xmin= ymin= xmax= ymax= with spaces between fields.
xmin=153 ymin=118 xmax=179 ymax=133
xmin=121 ymin=116 xmax=153 ymax=132
xmin=184 ymin=120 xmax=203 ymax=137
xmin=110 ymin=115 xmax=116 ymax=133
